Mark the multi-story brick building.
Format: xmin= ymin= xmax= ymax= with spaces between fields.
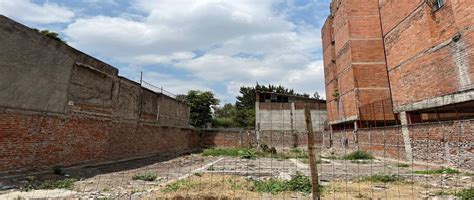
xmin=323 ymin=0 xmax=474 ymax=129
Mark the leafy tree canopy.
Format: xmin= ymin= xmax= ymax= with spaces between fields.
xmin=180 ymin=90 xmax=219 ymax=128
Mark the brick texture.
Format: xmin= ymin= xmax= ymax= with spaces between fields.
xmin=324 ymin=120 xmax=474 ymax=170
xmin=382 ymin=0 xmax=474 ymax=110
xmin=323 ymin=0 xmax=393 ymax=125
xmin=0 ymin=109 xmax=200 ymax=174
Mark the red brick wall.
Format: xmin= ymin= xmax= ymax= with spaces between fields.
xmin=200 ymin=130 xmax=256 ymax=148
xmin=323 ymin=0 xmax=393 ymax=124
xmin=382 ymin=0 xmax=474 ymax=109
xmin=0 ymin=109 xmax=200 ymax=174
xmin=325 ymin=120 xmax=474 ymax=169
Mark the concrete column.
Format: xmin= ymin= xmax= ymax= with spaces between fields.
xmin=255 ymin=102 xmax=260 ymax=145
xmin=290 ymin=102 xmax=297 ymax=147
xmin=400 ymin=112 xmax=413 ymax=162
xmin=353 ymin=121 xmax=358 ymax=144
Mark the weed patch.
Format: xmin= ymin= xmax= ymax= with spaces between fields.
xmin=395 ymin=163 xmax=410 ymax=168
xmin=21 ymin=176 xmax=76 ymax=191
xmin=456 ymin=188 xmax=474 ymax=200
xmin=132 ymin=172 xmax=158 ymax=181
xmin=250 ymin=172 xmax=314 ymax=194
xmin=414 ymin=168 xmax=459 ymax=175
xmin=162 ymin=179 xmax=191 ymax=193
xmin=362 ymin=174 xmax=402 ymax=183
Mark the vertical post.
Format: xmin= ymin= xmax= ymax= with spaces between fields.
xmin=290 ymin=102 xmax=297 ymax=147
xmin=305 ymin=105 xmax=320 ymax=200
xmin=140 ymin=71 xmax=143 ymax=85
xmin=400 ymin=111 xmax=413 ymax=162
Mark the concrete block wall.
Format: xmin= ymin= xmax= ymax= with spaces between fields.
xmin=0 ymin=15 xmax=195 ymax=174
xmin=256 ymin=102 xmax=327 ymax=132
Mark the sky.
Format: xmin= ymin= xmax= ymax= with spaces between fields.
xmin=0 ymin=0 xmax=331 ymax=104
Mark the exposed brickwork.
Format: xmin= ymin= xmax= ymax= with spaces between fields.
xmin=382 ymin=0 xmax=474 ymax=111
xmin=0 ymin=109 xmax=200 ymax=174
xmin=324 ymin=0 xmax=474 ymax=125
xmin=323 ymin=0 xmax=392 ymax=125
xmin=0 ymin=16 xmax=194 ymax=175
xmin=200 ymin=130 xmax=257 ymax=148
xmin=324 ymin=120 xmax=474 ymax=170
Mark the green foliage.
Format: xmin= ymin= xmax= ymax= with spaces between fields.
xmin=362 ymin=174 xmax=402 ymax=183
xmin=251 ymin=172 xmax=313 ymax=194
xmin=414 ymin=168 xmax=460 ymax=175
xmin=239 ymin=149 xmax=257 ymax=159
xmin=212 ymin=117 xmax=236 ymax=128
xmin=456 ymin=188 xmax=474 ymax=200
xmin=202 ymin=147 xmax=311 ymax=161
xmin=132 ymin=172 xmax=158 ymax=181
xmin=395 ymin=163 xmax=410 ymax=168
xmin=343 ymin=150 xmax=374 ymax=160
xmin=180 ymin=90 xmax=219 ymax=128
xmin=34 ymin=29 xmax=65 ymax=43
xmin=202 ymin=148 xmax=259 ymax=159
xmin=202 ymin=148 xmax=252 ymax=157
xmin=21 ymin=176 xmax=76 ymax=191
xmin=161 ymin=179 xmax=191 ymax=193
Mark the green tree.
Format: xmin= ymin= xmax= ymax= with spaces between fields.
xmin=212 ymin=103 xmax=237 ymax=128
xmin=181 ymin=90 xmax=219 ymax=128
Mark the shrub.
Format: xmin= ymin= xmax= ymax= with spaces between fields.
xmin=286 ymin=172 xmax=313 ymax=194
xmin=344 ymin=150 xmax=374 ymax=160
xmin=132 ymin=172 xmax=157 ymax=181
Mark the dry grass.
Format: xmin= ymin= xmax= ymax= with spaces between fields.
xmin=146 ymin=173 xmax=445 ymax=199
xmin=323 ymin=181 xmax=434 ymax=199
xmin=146 ymin=173 xmax=311 ymax=199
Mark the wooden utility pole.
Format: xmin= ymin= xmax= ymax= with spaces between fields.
xmin=304 ymin=105 xmax=320 ymax=200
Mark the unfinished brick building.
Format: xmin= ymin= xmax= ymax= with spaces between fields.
xmin=323 ymin=0 xmax=474 ymax=129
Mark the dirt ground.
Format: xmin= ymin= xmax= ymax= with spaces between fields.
xmin=0 ymin=151 xmax=472 ymax=199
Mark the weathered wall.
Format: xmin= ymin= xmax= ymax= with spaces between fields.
xmin=200 ymin=129 xmax=323 ymax=149
xmin=324 ymin=120 xmax=474 ymax=170
xmin=0 ymin=16 xmax=116 ymax=113
xmin=256 ymin=102 xmax=327 ymax=131
xmin=0 ymin=15 xmax=190 ymax=125
xmin=0 ymin=108 xmax=200 ymax=174
xmin=380 ymin=0 xmax=474 ymax=112
xmin=200 ymin=129 xmax=257 ymax=148
xmin=0 ymin=15 xmax=195 ymax=174
xmin=323 ymin=0 xmax=393 ymax=125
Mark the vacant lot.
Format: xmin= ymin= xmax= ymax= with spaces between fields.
xmin=0 ymin=148 xmax=472 ymax=199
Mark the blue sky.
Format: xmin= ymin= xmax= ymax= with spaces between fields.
xmin=0 ymin=0 xmax=331 ymax=104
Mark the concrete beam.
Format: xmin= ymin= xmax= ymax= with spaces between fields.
xmin=394 ymin=89 xmax=474 ymax=113
xmin=328 ymin=115 xmax=358 ymax=125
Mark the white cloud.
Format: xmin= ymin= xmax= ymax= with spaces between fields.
xmin=0 ymin=0 xmax=75 ymax=24
xmin=63 ymin=0 xmax=325 ymax=101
